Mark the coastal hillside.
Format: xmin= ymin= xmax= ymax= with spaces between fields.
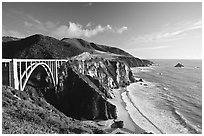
xmin=2 ymin=57 xmax=137 ymax=134
xmin=2 ymin=34 xmax=152 ymax=134
xmin=2 ymin=34 xmax=152 ymax=67
xmin=2 ymin=85 xmax=106 ymax=134
xmin=62 ymin=38 xmax=133 ymax=57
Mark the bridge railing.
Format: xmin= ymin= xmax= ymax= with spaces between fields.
xmin=2 ymin=59 xmax=68 ymax=91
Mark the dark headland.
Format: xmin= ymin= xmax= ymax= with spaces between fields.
xmin=2 ymin=34 xmax=153 ymax=134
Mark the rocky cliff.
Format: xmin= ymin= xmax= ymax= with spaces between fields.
xmin=48 ymin=55 xmax=136 ymax=120
xmin=17 ymin=55 xmax=135 ymax=121
xmin=54 ymin=62 xmax=117 ymax=120
xmin=70 ymin=55 xmax=135 ymax=90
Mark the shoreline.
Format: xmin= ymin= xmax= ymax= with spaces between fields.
xmin=107 ymin=88 xmax=145 ymax=134
xmin=125 ymin=87 xmax=164 ymax=134
xmin=125 ymin=67 xmax=202 ymax=134
xmin=98 ymin=66 xmax=162 ymax=134
xmin=124 ymin=81 xmax=165 ymax=134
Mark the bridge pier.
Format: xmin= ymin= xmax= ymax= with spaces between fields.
xmin=55 ymin=60 xmax=58 ymax=85
xmin=10 ymin=59 xmax=19 ymax=90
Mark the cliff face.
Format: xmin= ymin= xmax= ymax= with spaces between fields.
xmin=42 ymin=57 xmax=135 ymax=121
xmin=14 ymin=59 xmax=118 ymax=121
xmin=70 ymin=58 xmax=135 ymax=91
xmin=55 ymin=62 xmax=117 ymax=120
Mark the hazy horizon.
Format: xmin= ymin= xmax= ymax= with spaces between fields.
xmin=2 ymin=2 xmax=202 ymax=59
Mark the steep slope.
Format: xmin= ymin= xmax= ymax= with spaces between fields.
xmin=61 ymin=38 xmax=95 ymax=53
xmin=89 ymin=42 xmax=132 ymax=57
xmin=2 ymin=85 xmax=106 ymax=134
xmin=62 ymin=38 xmax=132 ymax=57
xmin=56 ymin=62 xmax=117 ymax=120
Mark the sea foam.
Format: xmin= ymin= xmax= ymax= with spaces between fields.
xmin=125 ymin=83 xmax=192 ymax=134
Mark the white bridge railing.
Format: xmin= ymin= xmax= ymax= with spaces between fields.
xmin=2 ymin=59 xmax=67 ymax=91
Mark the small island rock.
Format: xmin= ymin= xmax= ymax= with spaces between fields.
xmin=174 ymin=63 xmax=184 ymax=67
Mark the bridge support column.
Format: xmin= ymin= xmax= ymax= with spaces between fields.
xmin=55 ymin=60 xmax=58 ymax=85
xmin=11 ymin=59 xmax=19 ymax=90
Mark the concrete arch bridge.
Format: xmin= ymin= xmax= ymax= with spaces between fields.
xmin=2 ymin=59 xmax=67 ymax=91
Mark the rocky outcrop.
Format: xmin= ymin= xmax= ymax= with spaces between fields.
xmin=70 ymin=57 xmax=135 ymax=90
xmin=49 ymin=57 xmax=135 ymax=121
xmin=55 ymin=62 xmax=117 ymax=120
xmin=111 ymin=121 xmax=124 ymax=128
xmin=44 ymin=57 xmax=134 ymax=121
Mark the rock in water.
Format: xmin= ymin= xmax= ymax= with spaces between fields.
xmin=174 ymin=63 xmax=184 ymax=67
xmin=111 ymin=120 xmax=124 ymax=128
xmin=138 ymin=78 xmax=143 ymax=82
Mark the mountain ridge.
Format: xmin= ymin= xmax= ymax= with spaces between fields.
xmin=2 ymin=34 xmax=153 ymax=67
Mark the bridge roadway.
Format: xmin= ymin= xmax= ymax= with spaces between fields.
xmin=2 ymin=59 xmax=68 ymax=91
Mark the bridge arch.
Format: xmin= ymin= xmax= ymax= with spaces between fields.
xmin=21 ymin=62 xmax=56 ymax=91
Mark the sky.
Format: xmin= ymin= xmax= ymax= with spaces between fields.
xmin=2 ymin=2 xmax=202 ymax=59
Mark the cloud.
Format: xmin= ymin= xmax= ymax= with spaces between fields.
xmin=51 ymin=22 xmax=107 ymax=38
xmin=5 ymin=9 xmax=128 ymax=39
xmin=129 ymin=19 xmax=201 ymax=45
xmin=8 ymin=10 xmax=48 ymax=32
xmin=24 ymin=15 xmax=59 ymax=33
xmin=3 ymin=28 xmax=25 ymax=38
xmin=24 ymin=21 xmax=33 ymax=27
xmin=27 ymin=15 xmax=41 ymax=24
xmin=116 ymin=26 xmax=128 ymax=34
xmin=86 ymin=22 xmax=93 ymax=28
xmin=51 ymin=22 xmax=128 ymax=38
xmin=45 ymin=21 xmax=59 ymax=29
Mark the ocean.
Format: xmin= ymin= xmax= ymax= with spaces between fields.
xmin=124 ymin=59 xmax=202 ymax=134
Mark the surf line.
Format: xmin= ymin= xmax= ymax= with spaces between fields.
xmin=126 ymin=91 xmax=164 ymax=134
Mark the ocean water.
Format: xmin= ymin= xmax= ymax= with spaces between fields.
xmin=125 ymin=59 xmax=202 ymax=134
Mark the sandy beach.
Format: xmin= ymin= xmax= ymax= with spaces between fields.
xmin=84 ymin=78 xmax=161 ymax=134
xmin=108 ymin=79 xmax=163 ymax=134
xmin=85 ymin=86 xmax=146 ymax=134
xmin=107 ymin=88 xmax=145 ymax=134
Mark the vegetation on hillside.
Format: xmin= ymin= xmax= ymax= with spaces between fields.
xmin=2 ymin=85 xmax=106 ymax=134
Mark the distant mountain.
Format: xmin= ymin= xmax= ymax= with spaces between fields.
xmin=2 ymin=34 xmax=152 ymax=67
